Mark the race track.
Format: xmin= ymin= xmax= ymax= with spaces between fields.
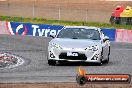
xmin=0 ymin=35 xmax=132 ymax=83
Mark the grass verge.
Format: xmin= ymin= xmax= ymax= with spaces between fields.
xmin=0 ymin=16 xmax=132 ymax=29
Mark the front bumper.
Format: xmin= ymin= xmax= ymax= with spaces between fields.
xmin=48 ymin=47 xmax=102 ymax=63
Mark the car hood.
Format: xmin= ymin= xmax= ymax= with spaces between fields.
xmin=50 ymin=38 xmax=101 ymax=48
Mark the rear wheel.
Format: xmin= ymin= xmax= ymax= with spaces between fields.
xmin=48 ymin=60 xmax=56 ymax=66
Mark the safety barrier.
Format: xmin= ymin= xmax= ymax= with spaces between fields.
xmin=101 ymin=28 xmax=116 ymax=41
xmin=6 ymin=21 xmax=116 ymax=41
xmin=6 ymin=21 xmax=64 ymax=37
xmin=0 ymin=21 xmax=132 ymax=43
xmin=0 ymin=21 xmax=9 ymax=34
xmin=115 ymin=29 xmax=132 ymax=43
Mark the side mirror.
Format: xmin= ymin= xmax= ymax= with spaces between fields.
xmin=49 ymin=34 xmax=56 ymax=38
xmin=103 ymin=36 xmax=109 ymax=42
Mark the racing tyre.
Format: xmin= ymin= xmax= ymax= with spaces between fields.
xmin=48 ymin=60 xmax=56 ymax=66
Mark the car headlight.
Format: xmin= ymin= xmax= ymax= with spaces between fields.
xmin=51 ymin=43 xmax=62 ymax=49
xmin=85 ymin=45 xmax=98 ymax=51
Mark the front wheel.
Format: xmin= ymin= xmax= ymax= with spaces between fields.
xmin=48 ymin=60 xmax=56 ymax=66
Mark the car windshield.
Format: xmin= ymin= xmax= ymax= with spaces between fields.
xmin=57 ymin=28 xmax=101 ymax=40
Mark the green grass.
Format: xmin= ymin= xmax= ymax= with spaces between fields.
xmin=0 ymin=16 xmax=132 ymax=29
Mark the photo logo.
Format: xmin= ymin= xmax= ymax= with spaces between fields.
xmin=76 ymin=66 xmax=131 ymax=85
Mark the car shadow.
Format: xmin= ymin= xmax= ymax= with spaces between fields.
xmin=55 ymin=60 xmax=117 ymax=66
xmin=56 ymin=62 xmax=102 ymax=66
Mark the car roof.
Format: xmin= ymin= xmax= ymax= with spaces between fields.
xmin=64 ymin=26 xmax=101 ymax=31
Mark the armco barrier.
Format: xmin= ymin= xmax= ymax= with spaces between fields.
xmin=115 ymin=29 xmax=132 ymax=43
xmin=6 ymin=21 xmax=116 ymax=41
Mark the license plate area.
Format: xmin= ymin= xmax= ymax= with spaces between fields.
xmin=67 ymin=52 xmax=78 ymax=56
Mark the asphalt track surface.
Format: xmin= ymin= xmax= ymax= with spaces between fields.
xmin=0 ymin=35 xmax=132 ymax=83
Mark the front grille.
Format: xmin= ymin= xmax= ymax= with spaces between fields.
xmin=59 ymin=53 xmax=87 ymax=60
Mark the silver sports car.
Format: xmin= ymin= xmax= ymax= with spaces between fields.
xmin=48 ymin=26 xmax=110 ymax=65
